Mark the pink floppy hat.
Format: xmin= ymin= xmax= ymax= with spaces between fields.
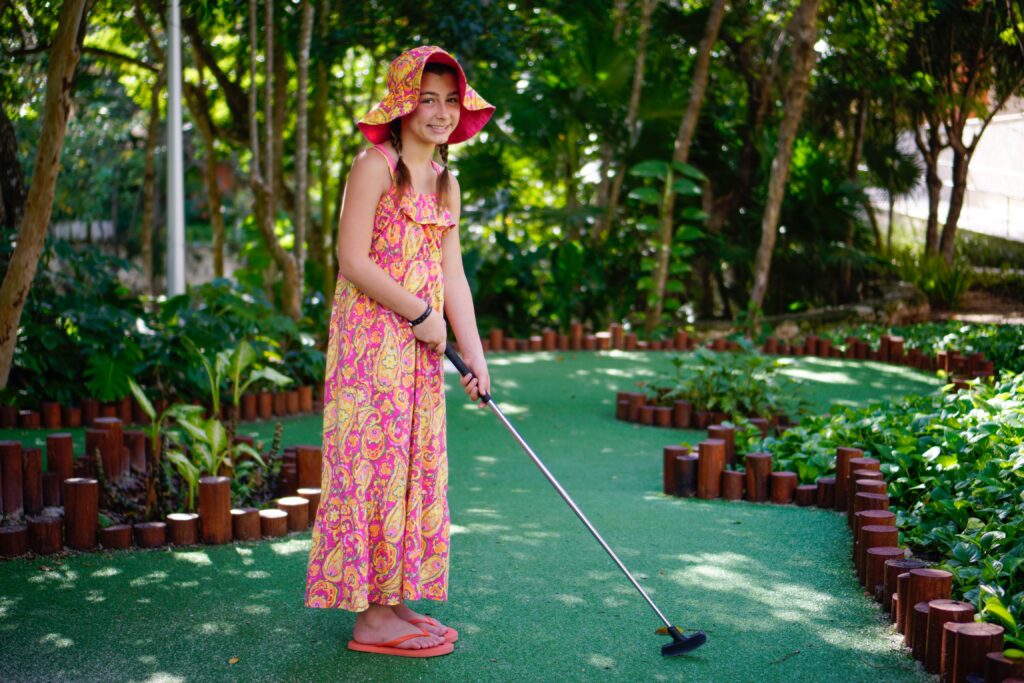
xmin=357 ymin=46 xmax=495 ymax=145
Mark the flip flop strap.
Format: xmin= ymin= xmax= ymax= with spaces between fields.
xmin=376 ymin=627 xmax=431 ymax=649
xmin=406 ymin=617 xmax=439 ymax=628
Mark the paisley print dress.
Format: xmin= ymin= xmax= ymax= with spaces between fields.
xmin=305 ymin=145 xmax=453 ymax=611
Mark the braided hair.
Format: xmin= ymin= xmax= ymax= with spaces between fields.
xmin=387 ymin=61 xmax=455 ymax=204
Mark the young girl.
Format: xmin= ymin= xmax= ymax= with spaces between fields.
xmin=304 ymin=46 xmax=493 ymax=658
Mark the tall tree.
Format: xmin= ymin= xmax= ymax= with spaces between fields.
xmin=0 ymin=106 xmax=26 ymax=233
xmin=645 ymin=0 xmax=728 ymax=333
xmin=141 ymin=69 xmax=164 ymax=292
xmin=185 ymin=67 xmax=225 ymax=279
xmin=294 ymin=0 xmax=314 ymax=291
xmin=748 ymin=0 xmax=821 ymax=311
xmin=131 ymin=0 xmax=165 ymax=293
xmin=248 ymin=0 xmax=300 ymax=319
xmin=310 ymin=0 xmax=333 ymax=298
xmin=933 ymin=1 xmax=1024 ymax=262
xmin=0 ymin=0 xmax=89 ymax=386
xmin=596 ymin=0 xmax=655 ymax=244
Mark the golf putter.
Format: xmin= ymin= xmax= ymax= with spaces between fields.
xmin=445 ymin=345 xmax=707 ymax=657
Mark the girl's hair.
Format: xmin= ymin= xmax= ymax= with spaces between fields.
xmin=388 ymin=61 xmax=456 ymax=204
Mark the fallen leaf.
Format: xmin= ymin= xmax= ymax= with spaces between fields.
xmin=228 ymin=657 xmax=239 ymax=665
xmin=769 ymin=650 xmax=800 ymax=665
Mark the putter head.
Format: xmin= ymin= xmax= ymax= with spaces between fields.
xmin=661 ymin=626 xmax=707 ymax=657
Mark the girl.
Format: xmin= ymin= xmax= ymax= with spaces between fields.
xmin=304 ymin=46 xmax=494 ymax=659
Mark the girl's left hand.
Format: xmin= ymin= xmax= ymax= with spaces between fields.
xmin=459 ymin=355 xmax=491 ymax=407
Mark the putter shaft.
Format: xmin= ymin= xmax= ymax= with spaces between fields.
xmin=484 ymin=397 xmax=675 ymax=631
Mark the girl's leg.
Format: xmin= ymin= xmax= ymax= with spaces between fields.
xmin=352 ymin=603 xmax=447 ymax=648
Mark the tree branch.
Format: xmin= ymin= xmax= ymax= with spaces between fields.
xmin=83 ymin=46 xmax=157 ymax=72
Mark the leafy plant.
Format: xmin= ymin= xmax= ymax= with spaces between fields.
xmin=815 ymin=321 xmax=1024 ymax=374
xmin=893 ymin=249 xmax=973 ymax=310
xmin=281 ymin=336 xmax=325 ymax=387
xmin=128 ymin=378 xmax=202 ymax=520
xmin=163 ymin=409 xmax=263 ymax=512
xmin=763 ymin=370 xmax=1024 ymax=644
xmin=643 ymin=342 xmax=808 ymax=418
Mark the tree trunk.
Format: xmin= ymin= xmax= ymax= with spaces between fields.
xmin=939 ymin=145 xmax=969 ymax=264
xmin=936 ymin=69 xmax=1024 ymax=265
xmin=840 ymin=89 xmax=869 ymax=295
xmin=294 ymin=0 xmax=314 ymax=292
xmin=185 ymin=77 xmax=225 ymax=279
xmin=0 ymin=106 xmax=26 ymax=233
xmin=590 ymin=0 xmax=629 ymax=227
xmin=140 ymin=71 xmax=163 ymax=294
xmin=311 ymin=0 xmax=332 ymax=299
xmin=0 ymin=0 xmax=88 ymax=387
xmin=644 ymin=0 xmax=727 ymax=334
xmin=596 ymin=0 xmax=655 ymax=244
xmin=912 ymin=115 xmax=945 ymax=255
xmin=887 ymin=191 xmax=895 ymax=252
xmin=748 ymin=0 xmax=821 ymax=312
xmin=248 ymin=0 xmax=300 ymax=319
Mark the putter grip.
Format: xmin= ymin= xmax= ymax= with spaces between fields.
xmin=444 ymin=346 xmax=491 ymax=403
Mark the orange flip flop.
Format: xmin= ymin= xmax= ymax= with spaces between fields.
xmin=407 ymin=617 xmax=459 ymax=643
xmin=347 ymin=628 xmax=455 ymax=658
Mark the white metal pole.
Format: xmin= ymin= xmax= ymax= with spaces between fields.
xmin=166 ymin=0 xmax=186 ymax=295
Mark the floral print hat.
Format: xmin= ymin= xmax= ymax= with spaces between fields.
xmin=358 ymin=45 xmax=495 ymax=145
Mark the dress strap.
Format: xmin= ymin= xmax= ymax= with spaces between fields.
xmin=431 ymin=160 xmax=445 ymax=175
xmin=370 ymin=144 xmax=396 ymax=179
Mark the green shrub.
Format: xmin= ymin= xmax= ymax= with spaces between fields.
xmin=972 ymin=267 xmax=1024 ymax=302
xmin=4 ymin=240 xmax=323 ymax=408
xmin=814 ymin=321 xmax=1024 ymax=374
xmin=762 ymin=371 xmax=1024 ymax=648
xmin=893 ymin=249 xmax=973 ymax=310
xmin=643 ymin=341 xmax=808 ymax=418
xmin=956 ymin=230 xmax=1024 ymax=269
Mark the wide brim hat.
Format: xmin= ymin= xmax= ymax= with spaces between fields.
xmin=357 ymin=46 xmax=495 ymax=145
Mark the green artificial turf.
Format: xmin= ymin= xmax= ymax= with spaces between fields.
xmin=0 ymin=353 xmax=940 ymax=682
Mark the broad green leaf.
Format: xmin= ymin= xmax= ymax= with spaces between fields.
xmin=628 ymin=187 xmax=661 ymax=205
xmin=176 ymin=415 xmax=209 ymax=444
xmin=679 ymin=207 xmax=709 ymax=221
xmin=984 ymin=596 xmax=1016 ymax=629
xmin=675 ymin=226 xmax=704 ymax=242
xmin=628 ymin=160 xmax=670 ymax=179
xmin=671 ymin=161 xmax=708 ymax=181
xmin=672 ymin=178 xmax=701 ymax=196
xmin=249 ymin=367 xmax=294 ymax=388
xmin=128 ymin=378 xmax=155 ymax=421
xmin=637 ymin=216 xmax=660 ymax=233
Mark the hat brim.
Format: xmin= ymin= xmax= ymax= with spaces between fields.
xmin=358 ymin=50 xmax=495 ymax=145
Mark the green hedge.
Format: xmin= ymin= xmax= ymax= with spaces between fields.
xmin=763 ymin=372 xmax=1024 ymax=649
xmin=4 ymin=241 xmax=324 ymax=409
xmin=812 ymin=322 xmax=1024 ymax=374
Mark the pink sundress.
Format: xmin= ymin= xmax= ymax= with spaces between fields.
xmin=305 ymin=145 xmax=453 ymax=611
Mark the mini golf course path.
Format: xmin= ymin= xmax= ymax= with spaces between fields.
xmin=0 ymin=353 xmax=939 ymax=682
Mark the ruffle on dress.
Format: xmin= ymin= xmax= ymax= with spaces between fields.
xmin=398 ymin=192 xmax=457 ymax=235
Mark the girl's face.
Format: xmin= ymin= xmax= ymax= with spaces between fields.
xmin=404 ymin=70 xmax=461 ymax=146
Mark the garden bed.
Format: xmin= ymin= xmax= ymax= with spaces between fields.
xmin=650 ymin=370 xmax=1024 ymax=680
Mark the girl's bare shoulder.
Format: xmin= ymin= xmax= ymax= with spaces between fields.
xmin=351 ymin=146 xmax=392 ymax=182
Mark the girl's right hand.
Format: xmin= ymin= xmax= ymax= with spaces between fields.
xmin=412 ymin=308 xmax=447 ymax=354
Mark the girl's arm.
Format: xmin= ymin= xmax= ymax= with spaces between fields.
xmin=441 ymin=174 xmax=491 ymax=403
xmin=337 ymin=149 xmax=446 ymax=352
